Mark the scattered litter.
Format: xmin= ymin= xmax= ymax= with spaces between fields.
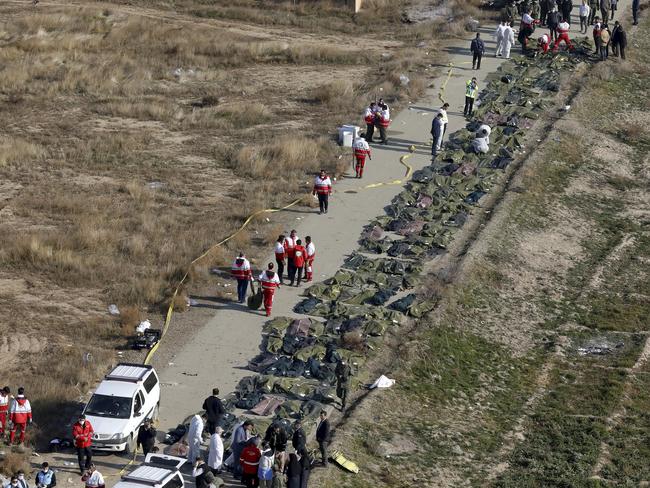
xmin=182 ymin=372 xmax=198 ymax=376
xmin=188 ymin=298 xmax=199 ymax=306
xmin=168 ymin=362 xmax=175 ymax=366
xmin=108 ymin=304 xmax=120 ymax=316
xmin=563 ymin=105 xmax=571 ymax=111
xmin=147 ymin=181 xmax=164 ymax=190
xmin=577 ymin=342 xmax=624 ymax=356
xmin=399 ymin=74 xmax=410 ymax=86
xmin=136 ymin=319 xmax=151 ymax=334
xmin=370 ymin=375 xmax=395 ymax=389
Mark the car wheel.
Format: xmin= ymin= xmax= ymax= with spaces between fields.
xmin=124 ymin=433 xmax=137 ymax=456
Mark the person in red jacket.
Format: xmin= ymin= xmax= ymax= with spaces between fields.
xmin=312 ymin=170 xmax=332 ymax=215
xmin=553 ymin=18 xmax=573 ymax=51
xmin=258 ymin=264 xmax=281 ymax=317
xmin=305 ymin=236 xmax=316 ymax=283
xmin=0 ymin=386 xmax=11 ymax=440
xmin=239 ymin=438 xmax=261 ymax=488
xmin=231 ymin=252 xmax=253 ymax=304
xmin=283 ymin=230 xmax=298 ymax=286
xmin=377 ymin=104 xmax=390 ymax=145
xmin=362 ymin=102 xmax=377 ymax=143
xmin=9 ymin=387 xmax=31 ymax=445
xmin=352 ymin=137 xmax=371 ymax=178
xmin=73 ymin=414 xmax=94 ymax=475
xmin=292 ymin=240 xmax=306 ymax=286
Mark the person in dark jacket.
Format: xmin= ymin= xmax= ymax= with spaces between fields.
xmin=202 ymin=388 xmax=225 ymax=435
xmin=315 ymin=411 xmax=330 ymax=467
xmin=632 ymin=0 xmax=639 ymax=24
xmin=547 ymin=7 xmax=560 ymax=40
xmin=137 ymin=419 xmax=156 ymax=456
xmin=291 ymin=420 xmax=306 ymax=452
xmin=470 ymin=33 xmax=485 ymax=70
xmin=600 ymin=0 xmax=609 ymax=22
xmin=298 ymin=448 xmax=311 ymax=488
xmin=561 ymin=0 xmax=573 ymax=24
xmin=264 ymin=423 xmax=288 ymax=453
xmin=611 ymin=21 xmax=627 ymax=58
xmin=286 ymin=454 xmax=301 ymax=488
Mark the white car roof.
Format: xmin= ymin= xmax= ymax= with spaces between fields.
xmin=123 ymin=465 xmax=174 ymax=485
xmin=114 ymin=482 xmax=151 ymax=488
xmin=94 ymin=380 xmax=139 ymax=397
xmin=106 ymin=364 xmax=152 ymax=382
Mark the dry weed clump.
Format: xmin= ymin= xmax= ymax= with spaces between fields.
xmin=0 ymin=451 xmax=31 ymax=476
xmin=312 ymin=79 xmax=356 ymax=109
xmin=341 ymin=331 xmax=366 ymax=352
xmin=0 ymin=137 xmax=46 ymax=167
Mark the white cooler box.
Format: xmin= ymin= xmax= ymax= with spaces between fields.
xmin=338 ymin=125 xmax=360 ymax=147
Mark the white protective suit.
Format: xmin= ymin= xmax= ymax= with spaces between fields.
xmin=471 ymin=124 xmax=492 ymax=154
xmin=208 ymin=432 xmax=224 ymax=471
xmin=186 ymin=414 xmax=204 ymax=463
xmin=494 ymin=23 xmax=507 ymax=56
xmin=503 ymin=25 xmax=515 ymax=59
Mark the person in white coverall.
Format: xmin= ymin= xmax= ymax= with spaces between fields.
xmin=187 ymin=414 xmax=204 ymax=463
xmin=503 ymin=21 xmax=515 ymax=59
xmin=208 ymin=427 xmax=224 ymax=474
xmin=494 ymin=21 xmax=507 ymax=56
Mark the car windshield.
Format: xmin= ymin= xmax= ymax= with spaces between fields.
xmin=85 ymin=394 xmax=132 ymax=419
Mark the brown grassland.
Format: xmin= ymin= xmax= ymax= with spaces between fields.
xmin=0 ymin=0 xmax=486 ymax=451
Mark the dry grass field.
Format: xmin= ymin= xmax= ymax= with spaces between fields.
xmin=0 ymin=0 xmax=489 ymax=447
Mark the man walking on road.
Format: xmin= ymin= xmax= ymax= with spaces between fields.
xmin=503 ymin=21 xmax=515 ymax=58
xmin=137 ymin=419 xmax=156 ymax=456
xmin=431 ymin=112 xmax=445 ymax=158
xmin=259 ymin=263 xmax=281 ymax=317
xmin=316 ymin=411 xmax=330 ymax=467
xmin=72 ymin=415 xmax=93 ymax=475
xmin=312 ymin=170 xmax=332 ymax=215
xmin=470 ymin=33 xmax=485 ymax=69
xmin=231 ymin=252 xmax=253 ymax=304
xmin=202 ymin=388 xmax=225 ymax=434
xmin=352 ymin=136 xmax=371 ymax=178
xmin=463 ymin=77 xmax=478 ymax=118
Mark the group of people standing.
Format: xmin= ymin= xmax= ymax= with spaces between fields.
xmin=0 ymin=387 xmax=32 ymax=446
xmin=230 ymin=232 xmax=316 ymax=317
xmin=362 ymin=100 xmax=391 ymax=146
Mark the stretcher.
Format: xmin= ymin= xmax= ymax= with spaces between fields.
xmin=331 ymin=450 xmax=359 ymax=473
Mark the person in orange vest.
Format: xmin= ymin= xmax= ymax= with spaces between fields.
xmin=9 ymin=387 xmax=32 ymax=445
xmin=377 ymin=104 xmax=390 ymax=145
xmin=305 ymin=236 xmax=316 ymax=283
xmin=553 ymin=17 xmax=573 ymax=51
xmin=362 ymin=102 xmax=377 ymax=143
xmin=72 ymin=414 xmax=94 ymax=475
xmin=283 ymin=230 xmax=298 ymax=285
xmin=274 ymin=235 xmax=286 ymax=285
xmin=292 ymin=239 xmax=306 ymax=286
xmin=0 ymin=387 xmax=11 ymax=440
xmin=258 ymin=263 xmax=281 ymax=317
xmin=352 ymin=137 xmax=371 ymax=178
xmin=231 ymin=252 xmax=253 ymax=303
xmin=312 ymin=170 xmax=332 ymax=215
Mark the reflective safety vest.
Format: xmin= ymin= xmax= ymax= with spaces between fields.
xmin=313 ymin=176 xmax=332 ymax=195
xmin=274 ymin=242 xmax=285 ymax=261
xmin=283 ymin=236 xmax=298 ymax=258
xmin=259 ymin=271 xmax=280 ymax=291
xmin=231 ymin=258 xmax=252 ymax=280
xmin=363 ymin=108 xmax=375 ymax=125
xmin=466 ymin=80 xmax=478 ymax=99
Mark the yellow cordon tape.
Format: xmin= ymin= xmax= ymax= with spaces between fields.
xmin=438 ymin=62 xmax=455 ymax=104
xmin=143 ymin=197 xmax=303 ymax=366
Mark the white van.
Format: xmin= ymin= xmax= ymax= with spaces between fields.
xmin=84 ymin=363 xmax=160 ymax=453
xmin=113 ymin=454 xmax=185 ymax=488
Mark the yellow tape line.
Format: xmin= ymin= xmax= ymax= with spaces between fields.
xmin=438 ymin=62 xmax=454 ymax=104
xmin=143 ymin=197 xmax=303 ymax=366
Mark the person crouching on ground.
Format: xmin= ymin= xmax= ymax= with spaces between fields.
xmin=312 ymin=170 xmax=332 ymax=215
xmin=538 ymin=33 xmax=551 ymax=53
xmin=259 ymin=263 xmax=280 ymax=317
xmin=231 ymin=252 xmax=253 ymax=304
xmin=352 ymin=136 xmax=371 ymax=178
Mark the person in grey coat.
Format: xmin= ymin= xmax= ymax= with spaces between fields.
xmin=431 ymin=113 xmax=445 ymax=158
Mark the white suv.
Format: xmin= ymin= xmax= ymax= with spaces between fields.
xmin=113 ymin=454 xmax=185 ymax=488
xmin=84 ymin=363 xmax=160 ymax=453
